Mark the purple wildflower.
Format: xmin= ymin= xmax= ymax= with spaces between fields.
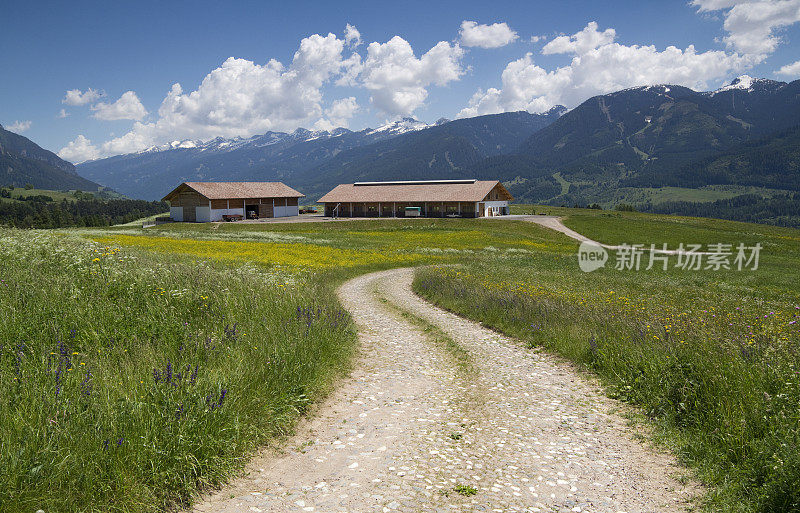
xmin=80 ymin=369 xmax=93 ymax=398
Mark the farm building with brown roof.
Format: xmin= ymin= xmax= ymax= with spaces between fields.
xmin=317 ymin=179 xmax=513 ymax=218
xmin=162 ymin=182 xmax=304 ymax=222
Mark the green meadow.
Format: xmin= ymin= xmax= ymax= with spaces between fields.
xmin=415 ymin=211 xmax=800 ymax=512
xmin=1 ymin=209 xmax=798 ymax=512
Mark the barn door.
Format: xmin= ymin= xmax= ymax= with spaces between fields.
xmin=184 ymin=206 xmax=196 ymax=222
xmin=258 ymin=203 xmax=273 ymax=218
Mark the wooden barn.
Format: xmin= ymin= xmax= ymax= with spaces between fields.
xmin=317 ymin=179 xmax=513 ymax=218
xmin=162 ymin=182 xmax=304 ymax=222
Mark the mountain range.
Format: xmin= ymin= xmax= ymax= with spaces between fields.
xmin=0 ymin=125 xmax=100 ymax=191
xmin=4 ymin=74 xmax=797 ymax=227
xmin=498 ymin=76 xmax=800 ymax=204
xmin=77 ymin=109 xmax=565 ymax=200
xmin=74 ymin=76 xmax=800 ymax=214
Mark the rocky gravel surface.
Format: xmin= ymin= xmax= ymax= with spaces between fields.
xmin=190 ymin=268 xmax=697 ymax=513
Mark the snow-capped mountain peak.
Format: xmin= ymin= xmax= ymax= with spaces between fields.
xmin=717 ymin=75 xmax=756 ymax=93
xmin=368 ymin=117 xmax=431 ymax=136
xmin=616 ymin=84 xmax=675 ymax=96
xmin=709 ymin=75 xmax=786 ymax=96
xmin=172 ymin=140 xmax=197 ymax=149
xmin=131 ymin=117 xmax=441 ymax=157
xmin=139 ymin=139 xmax=201 ymax=153
xmin=546 ymin=105 xmax=569 ymax=116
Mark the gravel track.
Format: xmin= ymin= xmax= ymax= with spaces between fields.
xmin=191 ymin=268 xmax=697 ymax=513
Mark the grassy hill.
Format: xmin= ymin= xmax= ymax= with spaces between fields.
xmin=0 ymin=186 xmax=167 ymax=228
xmin=0 ymin=186 xmax=125 ymax=203
xmin=1 ymin=211 xmax=799 ymax=511
xmin=414 ymin=210 xmax=800 ymax=512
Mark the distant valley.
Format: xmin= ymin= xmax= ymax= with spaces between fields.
xmin=4 ymin=75 xmax=799 ymax=227
xmin=76 ymin=109 xmax=565 ymax=201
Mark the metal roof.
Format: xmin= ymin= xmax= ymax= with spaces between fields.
xmin=318 ymin=180 xmax=512 ymax=203
xmin=163 ymin=182 xmax=304 ymax=201
xmin=353 ymin=179 xmax=477 ymax=186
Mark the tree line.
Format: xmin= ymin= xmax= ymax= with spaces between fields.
xmin=642 ymin=193 xmax=800 ymax=228
xmin=0 ymin=197 xmax=168 ymax=228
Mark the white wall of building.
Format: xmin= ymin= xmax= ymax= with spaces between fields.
xmin=195 ymin=206 xmax=211 ymax=223
xmin=210 ymin=208 xmax=245 ymax=221
xmin=209 ymin=205 xmax=298 ymax=219
xmin=172 ymin=201 xmax=299 ymax=222
xmin=483 ymin=200 xmax=509 ymax=216
xmin=170 ymin=206 xmax=183 ymax=222
xmin=274 ymin=205 xmax=300 ymax=218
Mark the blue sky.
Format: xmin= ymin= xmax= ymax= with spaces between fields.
xmin=2 ymin=0 xmax=799 ymax=162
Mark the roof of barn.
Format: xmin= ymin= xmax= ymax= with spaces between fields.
xmin=317 ymin=179 xmax=512 ymax=203
xmin=163 ymin=182 xmax=304 ymax=201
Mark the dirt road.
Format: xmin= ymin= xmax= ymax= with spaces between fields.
xmin=191 ymin=268 xmax=695 ymax=513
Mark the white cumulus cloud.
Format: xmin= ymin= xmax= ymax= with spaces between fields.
xmin=345 ymin=23 xmax=362 ymax=47
xmin=328 ymin=96 xmax=359 ymax=126
xmin=458 ymin=22 xmax=748 ymax=117
xmin=57 ymin=135 xmax=101 ymax=163
xmin=691 ymin=0 xmax=800 ymax=58
xmin=62 ymin=26 xmax=468 ymax=157
xmin=314 ymin=97 xmax=360 ymax=131
xmin=361 ymin=36 xmax=465 ymax=116
xmin=97 ymin=32 xmax=349 ymax=154
xmin=6 ymin=120 xmax=32 ymax=133
xmin=62 ymin=88 xmax=102 ymax=106
xmin=58 ymin=109 xmax=69 ymax=119
xmin=91 ymin=91 xmax=148 ymax=121
xmin=776 ymin=59 xmax=800 ymax=77
xmin=542 ymin=22 xmax=616 ymax=54
xmin=459 ymin=21 xmax=519 ymax=48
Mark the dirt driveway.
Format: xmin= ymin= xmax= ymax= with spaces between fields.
xmin=190 ymin=268 xmax=696 ymax=513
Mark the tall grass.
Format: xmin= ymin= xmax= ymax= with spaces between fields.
xmin=413 ymin=237 xmax=800 ymax=511
xmin=5 ymin=211 xmax=798 ymax=512
xmin=0 ymin=229 xmax=356 ymax=512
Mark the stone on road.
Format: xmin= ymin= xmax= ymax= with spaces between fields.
xmin=190 ymin=268 xmax=696 ymax=513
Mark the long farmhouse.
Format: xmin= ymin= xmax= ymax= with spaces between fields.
xmin=318 ymin=179 xmax=513 ymax=218
xmin=163 ymin=182 xmax=304 ymax=222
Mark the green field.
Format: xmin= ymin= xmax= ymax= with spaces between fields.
xmin=1 ymin=209 xmax=798 ymax=512
xmin=0 ymin=186 xmax=124 ymax=202
xmin=1 ymin=188 xmax=78 ymax=202
xmin=605 ymin=184 xmax=789 ymax=206
xmin=539 ymin=175 xmax=791 ymax=210
xmin=414 ymin=211 xmax=800 ymax=512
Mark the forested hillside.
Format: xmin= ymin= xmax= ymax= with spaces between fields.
xmin=0 ymin=188 xmax=167 ymax=228
xmin=294 ymin=109 xmax=565 ymax=198
xmin=642 ymin=193 xmax=800 ymax=227
xmin=627 ymin=125 xmax=800 ymax=190
xmin=0 ymin=125 xmax=101 ymax=191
